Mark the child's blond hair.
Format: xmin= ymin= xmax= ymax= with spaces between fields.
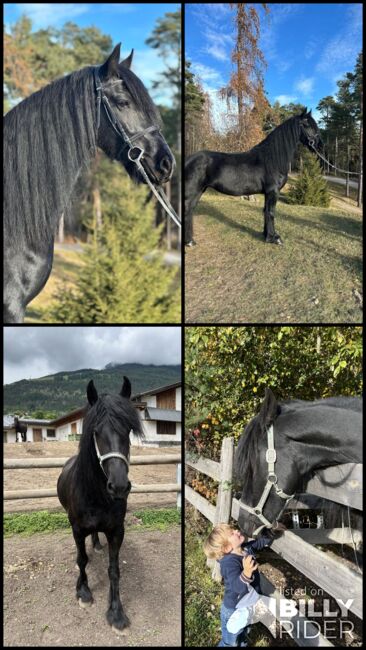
xmin=203 ymin=523 xmax=233 ymax=560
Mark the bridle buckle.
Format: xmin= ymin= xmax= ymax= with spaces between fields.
xmin=128 ymin=147 xmax=145 ymax=163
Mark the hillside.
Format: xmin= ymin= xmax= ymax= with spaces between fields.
xmin=4 ymin=363 xmax=181 ymax=417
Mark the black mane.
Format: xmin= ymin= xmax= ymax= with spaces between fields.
xmin=253 ymin=115 xmax=301 ymax=176
xmin=4 ymin=66 xmax=96 ymax=245
xmin=234 ymin=414 xmax=264 ymax=500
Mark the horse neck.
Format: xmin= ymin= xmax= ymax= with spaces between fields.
xmin=259 ymin=117 xmax=300 ymax=176
xmin=278 ymin=406 xmax=362 ymax=474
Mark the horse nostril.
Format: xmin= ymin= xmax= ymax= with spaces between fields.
xmin=159 ymin=155 xmax=172 ymax=176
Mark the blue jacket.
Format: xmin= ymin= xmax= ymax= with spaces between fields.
xmin=218 ymin=536 xmax=271 ymax=608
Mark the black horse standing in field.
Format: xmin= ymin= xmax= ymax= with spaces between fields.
xmin=185 ymin=109 xmax=322 ymax=246
xmin=235 ymin=388 xmax=362 ymax=539
xmin=57 ymin=377 xmax=143 ymax=632
xmin=4 ymin=43 xmax=174 ymax=323
xmin=14 ymin=416 xmax=28 ymax=442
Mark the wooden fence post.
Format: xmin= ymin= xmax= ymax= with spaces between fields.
xmin=215 ymin=437 xmax=234 ymax=524
xmin=210 ymin=436 xmax=234 ymax=580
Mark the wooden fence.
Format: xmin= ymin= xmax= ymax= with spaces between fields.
xmin=186 ymin=437 xmax=362 ymax=647
xmin=4 ymin=454 xmax=182 ymax=507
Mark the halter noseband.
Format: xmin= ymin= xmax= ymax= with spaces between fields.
xmin=239 ymin=424 xmax=294 ymax=536
xmin=93 ymin=67 xmax=181 ymax=229
xmin=93 ymin=430 xmax=130 ymax=480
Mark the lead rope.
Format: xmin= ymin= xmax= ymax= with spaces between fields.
xmin=127 ymin=149 xmax=181 ymax=228
xmin=309 ymin=142 xmax=360 ymax=176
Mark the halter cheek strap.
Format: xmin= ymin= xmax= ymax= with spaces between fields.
xmin=239 ymin=424 xmax=294 ymax=536
xmin=93 ymin=431 xmax=130 ymax=480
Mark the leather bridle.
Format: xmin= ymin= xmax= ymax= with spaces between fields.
xmin=93 ymin=430 xmax=130 ymax=480
xmin=239 ymin=424 xmax=294 ymax=537
xmin=93 ymin=68 xmax=181 ymax=228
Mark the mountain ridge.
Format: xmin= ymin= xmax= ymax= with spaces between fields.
xmin=4 ymin=363 xmax=181 ymax=416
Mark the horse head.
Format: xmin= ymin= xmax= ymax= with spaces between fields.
xmin=95 ymin=44 xmax=175 ymax=186
xmin=85 ymin=376 xmax=142 ymax=500
xmin=298 ymin=108 xmax=323 ymax=151
xmin=235 ymin=388 xmax=297 ymax=538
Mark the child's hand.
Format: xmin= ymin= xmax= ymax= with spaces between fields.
xmin=242 ymin=554 xmax=258 ymax=578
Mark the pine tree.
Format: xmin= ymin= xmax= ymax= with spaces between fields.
xmin=47 ymin=170 xmax=181 ymax=323
xmin=287 ymin=147 xmax=330 ymax=207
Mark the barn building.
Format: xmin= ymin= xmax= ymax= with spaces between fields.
xmin=3 ymin=381 xmax=181 ymax=448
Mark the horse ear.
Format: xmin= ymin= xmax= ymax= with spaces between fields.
xmin=100 ymin=43 xmax=121 ymax=79
xmin=87 ymin=380 xmax=98 ymax=405
xmin=120 ymin=49 xmax=134 ymax=69
xmin=120 ymin=376 xmax=131 ymax=399
xmin=258 ymin=388 xmax=279 ymax=428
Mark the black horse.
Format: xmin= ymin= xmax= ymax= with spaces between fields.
xmin=4 ymin=43 xmax=175 ymax=323
xmin=57 ymin=377 xmax=143 ymax=632
xmin=14 ymin=416 xmax=27 ymax=442
xmin=235 ymin=388 xmax=362 ymax=538
xmin=185 ymin=109 xmax=322 ymax=246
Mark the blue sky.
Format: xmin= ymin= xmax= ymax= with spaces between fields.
xmin=185 ymin=3 xmax=362 ymax=128
xmin=4 ymin=3 xmax=180 ymax=106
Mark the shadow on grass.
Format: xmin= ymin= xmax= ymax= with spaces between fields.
xmin=196 ymin=201 xmax=264 ymax=242
xmin=282 ymin=208 xmax=361 ymax=242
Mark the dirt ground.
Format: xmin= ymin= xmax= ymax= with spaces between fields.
xmin=4 ymin=525 xmax=181 ymax=646
xmin=4 ymin=442 xmax=180 ymax=513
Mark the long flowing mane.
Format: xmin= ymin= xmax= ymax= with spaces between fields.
xmin=234 ymin=415 xmax=266 ymax=499
xmin=252 ymin=115 xmax=301 ymax=176
xmin=4 ymin=66 xmax=97 ymax=245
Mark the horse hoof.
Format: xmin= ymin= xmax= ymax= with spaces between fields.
xmin=94 ymin=545 xmax=104 ymax=554
xmin=185 ymin=240 xmax=196 ymax=247
xmin=112 ymin=625 xmax=129 ymax=636
xmin=78 ymin=597 xmax=93 ymax=608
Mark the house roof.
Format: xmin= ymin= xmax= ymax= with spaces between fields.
xmin=145 ymin=407 xmax=181 ymax=422
xmin=132 ymin=381 xmax=181 ymax=400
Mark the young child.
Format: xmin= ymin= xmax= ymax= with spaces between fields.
xmin=203 ymin=523 xmax=271 ymax=647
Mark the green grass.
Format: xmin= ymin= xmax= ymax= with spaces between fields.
xmin=185 ymin=519 xmax=223 ymax=647
xmin=185 ymin=187 xmax=362 ymax=323
xmin=130 ymin=507 xmax=181 ymax=531
xmin=4 ymin=511 xmax=70 ymax=537
xmin=4 ymin=507 xmax=181 ymax=537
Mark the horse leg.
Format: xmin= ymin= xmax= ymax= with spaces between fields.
xmin=92 ymin=532 xmax=104 ymax=553
xmin=185 ymin=192 xmax=204 ymax=246
xmin=185 ymin=167 xmax=206 ymax=246
xmin=263 ymin=190 xmax=283 ymax=244
xmin=105 ymin=528 xmax=129 ymax=631
xmin=73 ymin=530 xmax=93 ymax=607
